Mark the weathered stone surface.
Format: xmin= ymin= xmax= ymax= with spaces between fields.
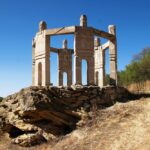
xmin=58 ymin=40 xmax=72 ymax=86
xmin=0 ymin=85 xmax=130 ymax=147
xmin=32 ymin=15 xmax=117 ymax=87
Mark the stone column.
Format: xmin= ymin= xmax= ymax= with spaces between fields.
xmin=67 ymin=51 xmax=72 ymax=86
xmin=94 ymin=37 xmax=100 ymax=86
xmin=58 ymin=49 xmax=62 ymax=86
xmin=34 ymin=21 xmax=50 ymax=86
xmin=67 ymin=70 xmax=72 ymax=86
xmin=108 ymin=25 xmax=117 ymax=86
xmin=99 ymin=49 xmax=105 ymax=87
xmin=94 ymin=37 xmax=105 ymax=87
xmin=87 ymin=57 xmax=95 ymax=85
xmin=58 ymin=70 xmax=63 ymax=86
xmin=74 ymin=17 xmax=94 ymax=85
xmin=58 ymin=40 xmax=73 ymax=86
xmin=74 ymin=56 xmax=81 ymax=85
xmin=45 ymin=35 xmax=50 ymax=86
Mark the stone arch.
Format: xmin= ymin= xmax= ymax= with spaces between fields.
xmin=38 ymin=62 xmax=42 ymax=86
xmin=81 ymin=59 xmax=88 ymax=85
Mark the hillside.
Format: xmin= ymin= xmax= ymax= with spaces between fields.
xmin=0 ymin=97 xmax=150 ymax=150
xmin=49 ymin=97 xmax=150 ymax=150
xmin=0 ymin=86 xmax=150 ymax=150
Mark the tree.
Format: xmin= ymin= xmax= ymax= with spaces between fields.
xmin=0 ymin=97 xmax=3 ymax=102
xmin=118 ymin=47 xmax=150 ymax=86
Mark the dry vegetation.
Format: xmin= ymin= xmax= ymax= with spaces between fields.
xmin=0 ymin=97 xmax=150 ymax=150
xmin=127 ymin=80 xmax=150 ymax=93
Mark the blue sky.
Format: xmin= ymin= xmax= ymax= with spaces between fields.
xmin=0 ymin=0 xmax=150 ymax=97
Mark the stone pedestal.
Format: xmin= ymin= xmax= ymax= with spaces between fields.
xmin=108 ymin=25 xmax=117 ymax=86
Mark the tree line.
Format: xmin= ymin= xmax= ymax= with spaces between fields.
xmin=118 ymin=47 xmax=150 ymax=86
xmin=0 ymin=97 xmax=3 ymax=102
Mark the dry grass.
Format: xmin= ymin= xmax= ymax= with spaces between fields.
xmin=127 ymin=80 xmax=150 ymax=93
xmin=0 ymin=97 xmax=150 ymax=150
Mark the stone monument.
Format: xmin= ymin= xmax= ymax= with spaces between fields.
xmin=32 ymin=15 xmax=117 ymax=87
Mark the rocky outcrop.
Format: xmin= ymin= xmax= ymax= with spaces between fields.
xmin=0 ymin=85 xmax=130 ymax=146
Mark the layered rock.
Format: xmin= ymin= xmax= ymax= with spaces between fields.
xmin=0 ymin=85 xmax=130 ymax=146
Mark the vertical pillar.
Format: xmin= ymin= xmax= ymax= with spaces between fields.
xmin=45 ymin=35 xmax=50 ymax=86
xmin=108 ymin=25 xmax=117 ymax=86
xmin=34 ymin=21 xmax=50 ymax=86
xmin=67 ymin=51 xmax=72 ymax=86
xmin=58 ymin=49 xmax=62 ymax=86
xmin=67 ymin=70 xmax=72 ymax=86
xmin=94 ymin=37 xmax=100 ymax=86
xmin=74 ymin=56 xmax=81 ymax=84
xmin=94 ymin=37 xmax=106 ymax=87
xmin=58 ymin=70 xmax=63 ymax=86
xmin=74 ymin=15 xmax=94 ymax=85
xmin=87 ymin=57 xmax=95 ymax=85
xmin=99 ymin=49 xmax=105 ymax=87
xmin=58 ymin=40 xmax=73 ymax=86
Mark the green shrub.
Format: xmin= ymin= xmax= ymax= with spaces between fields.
xmin=0 ymin=97 xmax=3 ymax=102
xmin=118 ymin=47 xmax=150 ymax=86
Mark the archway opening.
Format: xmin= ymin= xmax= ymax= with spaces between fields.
xmin=50 ymin=52 xmax=58 ymax=86
xmin=82 ymin=59 xmax=87 ymax=85
xmin=63 ymin=72 xmax=67 ymax=86
xmin=38 ymin=62 xmax=42 ymax=86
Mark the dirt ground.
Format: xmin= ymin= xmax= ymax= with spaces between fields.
xmin=0 ymin=97 xmax=150 ymax=150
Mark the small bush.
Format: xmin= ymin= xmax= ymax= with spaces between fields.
xmin=0 ymin=97 xmax=3 ymax=102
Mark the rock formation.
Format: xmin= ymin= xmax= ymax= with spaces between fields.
xmin=0 ymin=85 xmax=130 ymax=146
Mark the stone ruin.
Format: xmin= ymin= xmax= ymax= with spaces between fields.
xmin=32 ymin=15 xmax=117 ymax=87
